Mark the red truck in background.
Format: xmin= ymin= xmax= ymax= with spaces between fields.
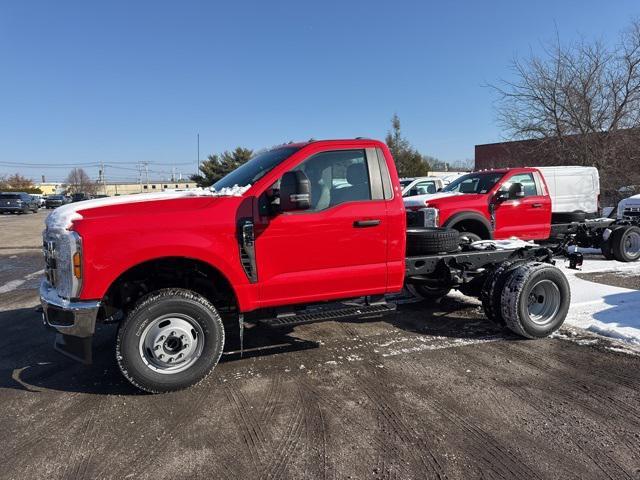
xmin=404 ymin=167 xmax=640 ymax=263
xmin=403 ymin=168 xmax=553 ymax=242
xmin=40 ymin=139 xmax=571 ymax=393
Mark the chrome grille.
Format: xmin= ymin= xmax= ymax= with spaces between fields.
xmin=43 ymin=237 xmax=57 ymax=287
xmin=623 ymin=207 xmax=640 ymax=218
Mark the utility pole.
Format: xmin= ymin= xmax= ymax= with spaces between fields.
xmin=143 ymin=161 xmax=149 ymax=190
xmin=197 ymin=133 xmax=200 ymax=172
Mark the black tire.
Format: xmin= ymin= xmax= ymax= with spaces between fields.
xmin=116 ymin=288 xmax=225 ymax=393
xmin=406 ymin=228 xmax=459 ymax=256
xmin=412 ymin=283 xmax=452 ymax=300
xmin=551 ymin=211 xmax=587 ymax=223
xmin=457 ymin=231 xmax=483 ymax=244
xmin=500 ymin=263 xmax=570 ymax=338
xmin=600 ymin=226 xmax=622 ymax=260
xmin=610 ymin=225 xmax=640 ymax=262
xmin=480 ymin=259 xmax=529 ymax=325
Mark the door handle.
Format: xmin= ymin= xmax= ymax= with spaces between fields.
xmin=532 ymin=203 xmax=543 ymax=208
xmin=353 ymin=219 xmax=381 ymax=228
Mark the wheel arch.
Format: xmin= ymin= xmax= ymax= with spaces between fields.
xmin=100 ymin=256 xmax=241 ymax=322
xmin=443 ymin=211 xmax=493 ymax=240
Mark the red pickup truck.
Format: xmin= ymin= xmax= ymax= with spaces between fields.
xmin=404 ymin=167 xmax=640 ymax=263
xmin=41 ymin=139 xmax=571 ymax=392
xmin=403 ymin=167 xmax=553 ymax=242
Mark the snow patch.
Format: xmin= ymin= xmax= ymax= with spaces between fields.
xmin=46 ymin=185 xmax=250 ymax=230
xmin=560 ymin=259 xmax=640 ymax=346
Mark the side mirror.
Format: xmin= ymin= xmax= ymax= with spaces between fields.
xmin=408 ymin=188 xmax=418 ymax=197
xmin=279 ymin=171 xmax=311 ymax=212
xmin=508 ymin=182 xmax=524 ymax=199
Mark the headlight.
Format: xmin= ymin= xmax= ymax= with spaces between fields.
xmin=44 ymin=229 xmax=83 ymax=299
xmin=422 ymin=207 xmax=439 ymax=227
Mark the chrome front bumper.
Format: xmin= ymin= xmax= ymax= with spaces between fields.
xmin=40 ymin=279 xmax=101 ymax=338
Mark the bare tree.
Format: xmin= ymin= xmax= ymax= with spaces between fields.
xmin=491 ymin=19 xmax=640 ymax=201
xmin=64 ymin=168 xmax=98 ymax=195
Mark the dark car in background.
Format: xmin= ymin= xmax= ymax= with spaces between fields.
xmin=45 ymin=194 xmax=69 ymax=209
xmin=71 ymin=192 xmax=92 ymax=202
xmin=0 ymin=192 xmax=40 ymax=214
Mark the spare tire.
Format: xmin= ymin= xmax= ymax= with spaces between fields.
xmin=406 ymin=228 xmax=459 ymax=256
xmin=552 ymin=211 xmax=587 ymax=224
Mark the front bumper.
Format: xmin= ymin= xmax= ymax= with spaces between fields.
xmin=40 ymin=279 xmax=101 ymax=364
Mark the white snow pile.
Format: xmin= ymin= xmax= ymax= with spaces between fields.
xmin=559 ymin=255 xmax=640 ymax=346
xmin=46 ymin=184 xmax=251 ymax=230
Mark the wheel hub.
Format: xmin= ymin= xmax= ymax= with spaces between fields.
xmin=526 ymin=279 xmax=561 ymax=326
xmin=139 ymin=314 xmax=204 ymax=374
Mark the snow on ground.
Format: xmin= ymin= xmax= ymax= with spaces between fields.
xmin=557 ymin=254 xmax=640 ymax=346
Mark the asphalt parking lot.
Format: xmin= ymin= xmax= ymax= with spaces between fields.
xmin=1 ymin=211 xmax=639 ymax=480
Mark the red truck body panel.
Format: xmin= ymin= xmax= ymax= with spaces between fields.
xmin=72 ymin=139 xmax=406 ymax=312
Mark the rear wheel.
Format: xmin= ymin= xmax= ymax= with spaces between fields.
xmin=116 ymin=288 xmax=225 ymax=393
xmin=480 ymin=259 xmax=529 ymax=325
xmin=610 ymin=225 xmax=640 ymax=262
xmin=500 ymin=263 xmax=570 ymax=338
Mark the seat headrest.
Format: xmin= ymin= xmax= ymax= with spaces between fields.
xmin=346 ymin=163 xmax=367 ymax=185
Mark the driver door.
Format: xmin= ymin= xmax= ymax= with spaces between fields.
xmin=493 ymin=172 xmax=551 ymax=240
xmin=255 ymin=148 xmax=389 ymax=307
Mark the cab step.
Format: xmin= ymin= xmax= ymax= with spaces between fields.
xmin=258 ymin=302 xmax=396 ymax=328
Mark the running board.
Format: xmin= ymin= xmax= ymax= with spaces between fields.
xmin=258 ymin=302 xmax=396 ymax=328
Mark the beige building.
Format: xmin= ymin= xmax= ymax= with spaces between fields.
xmin=37 ymin=181 xmax=196 ymax=196
xmin=97 ymin=181 xmax=195 ymax=196
xmin=37 ymin=183 xmax=64 ymax=195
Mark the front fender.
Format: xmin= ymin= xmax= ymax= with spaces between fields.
xmin=442 ymin=211 xmax=493 ymax=238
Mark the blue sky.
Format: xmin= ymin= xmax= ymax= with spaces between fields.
xmin=1 ymin=0 xmax=638 ymax=182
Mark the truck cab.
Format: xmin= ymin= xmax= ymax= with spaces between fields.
xmin=404 ymin=168 xmax=552 ymax=241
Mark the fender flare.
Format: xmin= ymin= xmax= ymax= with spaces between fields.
xmin=443 ymin=211 xmax=493 ymax=239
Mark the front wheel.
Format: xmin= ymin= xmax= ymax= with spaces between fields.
xmin=116 ymin=288 xmax=225 ymax=393
xmin=610 ymin=225 xmax=640 ymax=262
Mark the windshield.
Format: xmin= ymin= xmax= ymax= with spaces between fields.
xmin=399 ymin=180 xmax=413 ymax=188
xmin=0 ymin=193 xmax=21 ymax=199
xmin=213 ymin=146 xmax=301 ymax=191
xmin=49 ymin=195 xmax=63 ymax=200
xmin=442 ymin=172 xmax=505 ymax=194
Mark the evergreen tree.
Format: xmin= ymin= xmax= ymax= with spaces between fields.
xmin=191 ymin=147 xmax=253 ymax=187
xmin=385 ymin=114 xmax=431 ymax=177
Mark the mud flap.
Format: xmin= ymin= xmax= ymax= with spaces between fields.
xmin=238 ymin=313 xmax=244 ymax=358
xmin=54 ymin=333 xmax=93 ymax=365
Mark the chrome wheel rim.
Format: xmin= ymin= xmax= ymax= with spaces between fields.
xmin=138 ymin=313 xmax=204 ymax=374
xmin=527 ymin=279 xmax=561 ymax=325
xmin=624 ymin=231 xmax=640 ymax=257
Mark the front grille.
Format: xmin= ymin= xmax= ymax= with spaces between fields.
xmin=623 ymin=207 xmax=640 ymax=218
xmin=43 ymin=237 xmax=57 ymax=287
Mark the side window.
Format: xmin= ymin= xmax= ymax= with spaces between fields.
xmin=501 ymin=173 xmax=538 ymax=197
xmin=415 ymin=181 xmax=437 ymax=195
xmin=294 ymin=149 xmax=371 ymax=211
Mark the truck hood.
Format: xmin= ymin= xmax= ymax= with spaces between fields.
xmin=403 ymin=191 xmax=485 ymax=208
xmin=45 ymin=186 xmax=250 ymax=230
xmin=620 ymin=194 xmax=640 ymax=205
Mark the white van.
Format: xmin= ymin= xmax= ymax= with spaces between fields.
xmin=537 ymin=166 xmax=599 ymax=215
